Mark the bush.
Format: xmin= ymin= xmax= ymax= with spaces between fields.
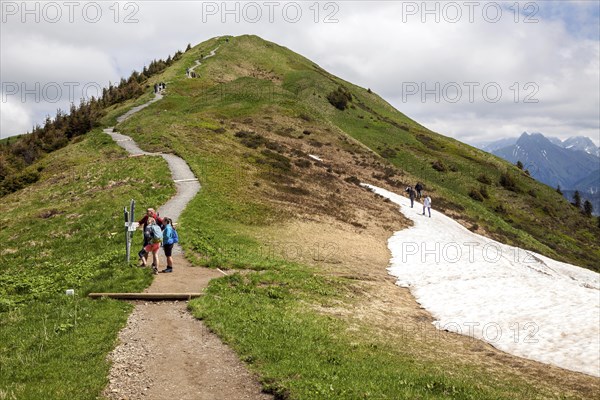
xmin=469 ymin=188 xmax=484 ymax=202
xmin=294 ymin=159 xmax=311 ymax=169
xmin=432 ymin=160 xmax=447 ymax=172
xmin=494 ymin=204 xmax=508 ymax=215
xmin=344 ymin=176 xmax=361 ymax=186
xmin=479 ymin=185 xmax=490 ymax=199
xmin=0 ymin=170 xmax=40 ymax=196
xmin=499 ymin=172 xmax=518 ymax=192
xmin=477 ymin=174 xmax=492 ymax=185
xmin=380 ymin=148 xmax=396 ymax=159
xmin=327 ymin=86 xmax=353 ymax=110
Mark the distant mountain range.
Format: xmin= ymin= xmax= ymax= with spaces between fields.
xmin=475 ymin=132 xmax=600 ymax=214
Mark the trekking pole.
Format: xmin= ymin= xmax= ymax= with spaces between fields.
xmin=124 ymin=207 xmax=130 ymax=264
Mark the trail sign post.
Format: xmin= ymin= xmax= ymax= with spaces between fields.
xmin=124 ymin=199 xmax=138 ymax=264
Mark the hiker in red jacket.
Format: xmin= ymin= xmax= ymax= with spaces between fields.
xmin=138 ymin=208 xmax=164 ymax=266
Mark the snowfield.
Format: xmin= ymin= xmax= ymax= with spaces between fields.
xmin=363 ymin=184 xmax=600 ymax=377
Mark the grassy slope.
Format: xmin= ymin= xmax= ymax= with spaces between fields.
xmin=115 ymin=35 xmax=599 ymax=399
xmin=0 ymin=130 xmax=174 ymax=399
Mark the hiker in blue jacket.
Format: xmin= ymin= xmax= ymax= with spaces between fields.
xmin=161 ymin=217 xmax=179 ymax=273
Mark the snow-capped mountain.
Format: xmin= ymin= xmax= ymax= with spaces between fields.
xmin=476 ymin=132 xmax=600 ymax=214
xmin=560 ymin=136 xmax=600 ymax=157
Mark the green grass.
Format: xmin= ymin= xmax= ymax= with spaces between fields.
xmin=0 ymin=130 xmax=174 ymax=398
xmin=190 ymin=265 xmax=565 ymax=399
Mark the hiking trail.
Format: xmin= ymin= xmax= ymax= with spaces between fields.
xmin=102 ymin=49 xmax=271 ymax=400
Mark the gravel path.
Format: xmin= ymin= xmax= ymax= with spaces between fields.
xmin=187 ymin=47 xmax=219 ymax=78
xmin=103 ymin=59 xmax=270 ymax=399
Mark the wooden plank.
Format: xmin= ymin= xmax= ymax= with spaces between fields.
xmin=88 ymin=292 xmax=203 ymax=300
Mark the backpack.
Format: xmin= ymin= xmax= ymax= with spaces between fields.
xmin=163 ymin=225 xmax=179 ymax=245
xmin=151 ymin=225 xmax=163 ymax=243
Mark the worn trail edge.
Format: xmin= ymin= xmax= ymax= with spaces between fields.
xmin=102 ymin=54 xmax=271 ymax=399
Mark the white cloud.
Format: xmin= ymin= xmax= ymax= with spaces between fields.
xmin=0 ymin=99 xmax=32 ymax=138
xmin=0 ymin=1 xmax=598 ymax=146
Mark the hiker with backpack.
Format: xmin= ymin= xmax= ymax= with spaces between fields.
xmin=161 ymin=217 xmax=179 ymax=273
xmin=405 ymin=186 xmax=416 ymax=208
xmin=138 ymin=217 xmax=162 ymax=274
xmin=138 ymin=208 xmax=163 ymax=268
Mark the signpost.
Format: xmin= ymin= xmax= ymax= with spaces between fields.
xmin=124 ymin=199 xmax=138 ymax=264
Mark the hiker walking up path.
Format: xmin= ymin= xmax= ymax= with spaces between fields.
xmin=362 ymin=183 xmax=600 ymax=377
xmin=102 ymin=59 xmax=271 ymax=399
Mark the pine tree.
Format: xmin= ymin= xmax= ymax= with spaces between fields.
xmin=516 ymin=160 xmax=523 ymax=170
xmin=573 ymin=191 xmax=582 ymax=209
xmin=556 ymin=185 xmax=562 ymax=195
xmin=583 ymin=200 xmax=593 ymax=217
xmin=185 ymin=43 xmax=192 ymax=52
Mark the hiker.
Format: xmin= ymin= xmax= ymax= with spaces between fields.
xmin=138 ymin=217 xmax=162 ymax=274
xmin=154 ymin=83 xmax=158 ymax=93
xmin=138 ymin=208 xmax=163 ymax=265
xmin=405 ymin=186 xmax=416 ymax=208
xmin=415 ymin=182 xmax=423 ymax=199
xmin=423 ymin=195 xmax=432 ymax=218
xmin=161 ymin=217 xmax=179 ymax=273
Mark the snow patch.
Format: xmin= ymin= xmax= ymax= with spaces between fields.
xmin=363 ymin=183 xmax=600 ymax=377
xmin=309 ymin=154 xmax=322 ymax=162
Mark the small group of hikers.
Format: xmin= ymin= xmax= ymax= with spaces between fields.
xmin=405 ymin=182 xmax=432 ymax=218
xmin=153 ymin=82 xmax=166 ymax=93
xmin=185 ymin=68 xmax=197 ymax=78
xmin=137 ymin=208 xmax=179 ymax=274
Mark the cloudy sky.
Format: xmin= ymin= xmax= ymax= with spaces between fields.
xmin=1 ymin=0 xmax=599 ymax=146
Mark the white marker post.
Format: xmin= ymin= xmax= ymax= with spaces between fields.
xmin=124 ymin=199 xmax=138 ymax=264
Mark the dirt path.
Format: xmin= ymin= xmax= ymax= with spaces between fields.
xmin=103 ymin=78 xmax=270 ymax=399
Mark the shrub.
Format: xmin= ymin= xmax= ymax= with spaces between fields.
xmin=494 ymin=204 xmax=508 ymax=215
xmin=0 ymin=170 xmax=40 ymax=196
xmin=327 ymin=86 xmax=353 ymax=110
xmin=380 ymin=148 xmax=396 ymax=159
xmin=479 ymin=185 xmax=490 ymax=199
xmin=469 ymin=188 xmax=484 ymax=202
xmin=344 ymin=176 xmax=361 ymax=186
xmin=477 ymin=174 xmax=492 ymax=185
xmin=499 ymin=172 xmax=518 ymax=192
xmin=432 ymin=160 xmax=447 ymax=172
xmin=294 ymin=159 xmax=311 ymax=169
